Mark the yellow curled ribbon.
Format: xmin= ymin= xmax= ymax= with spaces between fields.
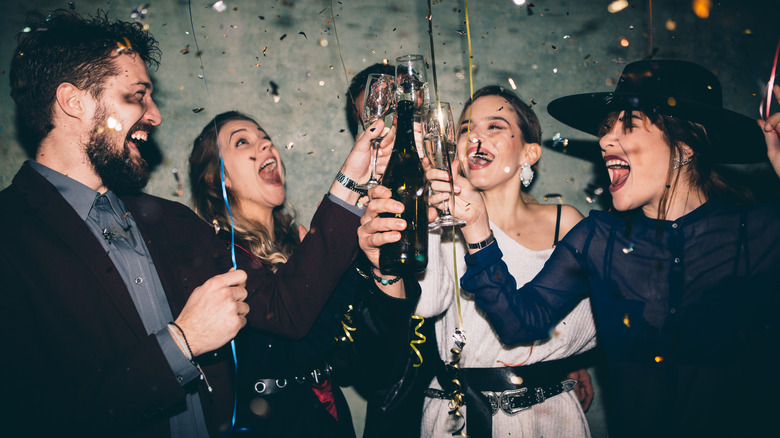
xmin=410 ymin=315 xmax=427 ymax=368
xmin=335 ymin=304 xmax=357 ymax=343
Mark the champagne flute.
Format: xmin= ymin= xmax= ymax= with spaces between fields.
xmin=422 ymin=102 xmax=465 ymax=229
xmin=394 ymin=54 xmax=429 ymax=120
xmin=356 ymin=73 xmax=396 ymax=190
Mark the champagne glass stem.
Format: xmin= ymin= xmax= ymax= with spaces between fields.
xmin=367 ymin=139 xmax=381 ymax=186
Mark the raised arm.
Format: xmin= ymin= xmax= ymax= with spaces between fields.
xmin=758 ymin=84 xmax=780 ymax=176
xmin=460 ymin=232 xmax=591 ymax=345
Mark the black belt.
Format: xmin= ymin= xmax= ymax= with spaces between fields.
xmin=479 ymin=379 xmax=576 ymax=415
xmin=252 ymin=364 xmax=332 ymax=396
xmin=426 ymin=354 xmax=592 ymax=438
xmin=425 ymin=367 xmax=575 ymax=415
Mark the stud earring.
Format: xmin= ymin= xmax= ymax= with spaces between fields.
xmin=520 ymin=163 xmax=534 ymax=187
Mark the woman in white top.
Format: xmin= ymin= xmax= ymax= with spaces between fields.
xmin=416 ymin=86 xmax=597 ymax=437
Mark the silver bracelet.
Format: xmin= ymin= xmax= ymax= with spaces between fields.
xmin=335 ymin=171 xmax=367 ymax=196
xmin=466 ymin=231 xmax=496 ymax=250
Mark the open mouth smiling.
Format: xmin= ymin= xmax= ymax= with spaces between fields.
xmin=259 ymin=157 xmax=282 ymax=184
xmin=127 ymin=130 xmax=149 ymax=153
xmin=605 ymin=155 xmax=630 ymax=192
xmin=467 ymin=147 xmax=494 ymax=168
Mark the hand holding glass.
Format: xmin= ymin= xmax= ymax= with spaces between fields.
xmin=422 ymin=102 xmax=465 ymax=229
xmin=356 ymin=73 xmax=396 ymax=190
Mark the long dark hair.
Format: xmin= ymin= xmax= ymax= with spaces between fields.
xmin=599 ymin=110 xmax=753 ymax=221
xmin=189 ymin=111 xmax=299 ymax=271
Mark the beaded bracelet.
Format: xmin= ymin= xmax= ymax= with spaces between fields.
xmin=370 ymin=268 xmax=402 ymax=286
xmin=169 ymin=322 xmax=213 ymax=392
xmin=169 ymin=322 xmax=194 ymax=359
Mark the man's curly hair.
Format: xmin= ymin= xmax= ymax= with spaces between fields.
xmin=10 ymin=9 xmax=161 ymax=146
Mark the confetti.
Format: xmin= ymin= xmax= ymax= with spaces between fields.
xmin=623 ymin=314 xmax=631 ymax=327
xmin=172 ymin=169 xmax=183 ymax=197
xmin=212 ymin=1 xmax=227 ymax=12
xmin=508 ymin=78 xmax=517 ymax=90
xmin=692 ymin=0 xmax=712 ymax=19
xmin=130 ymin=4 xmax=149 ymax=21
xmin=285 ymin=142 xmax=294 ymax=149
xmin=180 ymin=45 xmax=190 ymax=55
xmin=552 ymin=132 xmax=569 ymax=148
xmin=106 ymin=117 xmax=122 ymax=131
xmin=654 ymin=356 xmax=664 ymax=363
xmin=622 ymin=245 xmax=634 ymax=254
xmin=192 ymin=108 xmax=205 ymax=113
xmin=608 ymin=0 xmax=629 ymax=13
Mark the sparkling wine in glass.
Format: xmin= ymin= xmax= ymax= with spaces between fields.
xmin=422 ymin=102 xmax=465 ymax=229
xmin=356 ymin=73 xmax=396 ymax=190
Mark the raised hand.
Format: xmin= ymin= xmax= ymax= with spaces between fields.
xmin=567 ymin=368 xmax=594 ymax=412
xmin=758 ymin=84 xmax=780 ymax=176
xmin=357 ymin=185 xmax=405 ymax=269
xmin=174 ymin=269 xmax=249 ymax=357
xmin=426 ymin=159 xmax=491 ymax=247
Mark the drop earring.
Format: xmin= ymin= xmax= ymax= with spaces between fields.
xmin=520 ymin=163 xmax=534 ymax=187
xmin=673 ymin=153 xmax=694 ymax=169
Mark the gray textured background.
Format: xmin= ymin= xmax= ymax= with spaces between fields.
xmin=1 ymin=1 xmax=777 ymax=436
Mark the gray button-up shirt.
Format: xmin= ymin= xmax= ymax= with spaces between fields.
xmin=30 ymin=160 xmax=209 ymax=437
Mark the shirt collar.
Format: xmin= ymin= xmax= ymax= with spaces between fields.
xmin=27 ymin=160 xmax=125 ymax=221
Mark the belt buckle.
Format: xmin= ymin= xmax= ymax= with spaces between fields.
xmin=499 ymin=388 xmax=530 ymax=415
xmin=481 ymin=391 xmax=500 ymax=416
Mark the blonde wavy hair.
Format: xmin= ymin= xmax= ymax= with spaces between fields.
xmin=189 ymin=111 xmax=299 ymax=271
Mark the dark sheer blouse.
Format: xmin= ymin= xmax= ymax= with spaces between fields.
xmin=462 ymin=199 xmax=780 ymax=437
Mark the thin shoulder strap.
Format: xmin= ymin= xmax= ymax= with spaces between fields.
xmin=553 ymin=203 xmax=562 ymax=247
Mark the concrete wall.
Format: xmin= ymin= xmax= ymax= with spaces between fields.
xmin=1 ymin=1 xmax=776 ymax=436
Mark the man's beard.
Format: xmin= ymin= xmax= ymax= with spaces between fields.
xmin=86 ymin=110 xmax=151 ymax=194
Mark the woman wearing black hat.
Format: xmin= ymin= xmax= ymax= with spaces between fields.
xmin=419 ymin=60 xmax=780 ymax=437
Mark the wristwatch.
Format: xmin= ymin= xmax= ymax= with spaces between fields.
xmin=335 ymin=171 xmax=367 ymax=196
xmin=466 ymin=231 xmax=496 ymax=250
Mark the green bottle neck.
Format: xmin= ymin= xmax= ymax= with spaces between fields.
xmin=394 ymin=99 xmax=416 ymax=156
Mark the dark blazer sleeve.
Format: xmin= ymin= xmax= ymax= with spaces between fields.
xmin=239 ymin=195 xmax=362 ymax=338
xmin=126 ymin=193 xmax=361 ymax=340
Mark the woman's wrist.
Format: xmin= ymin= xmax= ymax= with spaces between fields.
xmin=329 ymin=169 xmax=364 ymax=205
xmin=461 ymin=220 xmax=493 ymax=250
xmin=465 ymin=230 xmax=495 ymax=251
xmin=370 ymin=267 xmax=406 ymax=298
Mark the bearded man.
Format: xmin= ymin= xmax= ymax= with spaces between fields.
xmin=0 ymin=9 xmax=380 ymax=437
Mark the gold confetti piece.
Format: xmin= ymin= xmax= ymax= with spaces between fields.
xmin=623 ymin=314 xmax=631 ymax=327
xmin=608 ymin=0 xmax=629 ymax=13
xmin=692 ymin=0 xmax=712 ymax=19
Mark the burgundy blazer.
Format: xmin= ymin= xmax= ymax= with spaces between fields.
xmin=0 ymin=163 xmax=360 ymax=437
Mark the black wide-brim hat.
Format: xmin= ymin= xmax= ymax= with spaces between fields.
xmin=547 ymin=60 xmax=766 ymax=164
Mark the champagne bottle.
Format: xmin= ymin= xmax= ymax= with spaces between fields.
xmin=378 ymin=98 xmax=428 ymax=275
